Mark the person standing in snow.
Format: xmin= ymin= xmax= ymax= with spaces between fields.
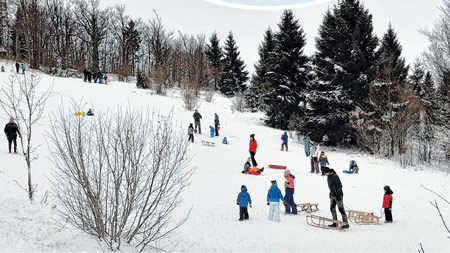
xmin=284 ymin=170 xmax=297 ymax=214
xmin=93 ymin=71 xmax=98 ymax=83
xmin=281 ymin=132 xmax=288 ymax=151
xmin=249 ymin=134 xmax=258 ymax=167
xmin=267 ymin=180 xmax=285 ymax=222
xmin=104 ymin=73 xmax=108 ymax=84
xmin=21 ymin=64 xmax=25 ymax=75
xmin=1 ymin=66 xmax=4 ymax=72
xmin=83 ymin=69 xmax=88 ymax=82
xmin=236 ymin=185 xmax=252 ymax=221
xmin=321 ymin=167 xmax=349 ymax=228
xmin=214 ymin=113 xmax=220 ymax=136
xmin=310 ymin=141 xmax=320 ymax=173
xmin=188 ymin=123 xmax=194 ymax=143
xmin=319 ymin=151 xmax=330 ymax=175
xmin=15 ymin=62 xmax=20 ymax=74
xmin=87 ymin=70 xmax=92 ymax=83
xmin=4 ymin=118 xmax=21 ymax=153
xmin=193 ymin=109 xmax=202 ymax=134
xmin=383 ymin=186 xmax=393 ymax=223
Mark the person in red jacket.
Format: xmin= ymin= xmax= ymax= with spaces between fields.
xmin=249 ymin=134 xmax=258 ymax=167
xmin=383 ymin=185 xmax=393 ymax=223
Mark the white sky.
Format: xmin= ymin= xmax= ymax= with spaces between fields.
xmin=101 ymin=0 xmax=443 ymax=73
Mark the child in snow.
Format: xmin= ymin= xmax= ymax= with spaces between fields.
xmin=243 ymin=166 xmax=264 ymax=175
xmin=349 ymin=160 xmax=359 ymax=173
xmin=267 ymin=180 xmax=285 ymax=222
xmin=383 ymin=186 xmax=393 ymax=223
xmin=284 ymin=170 xmax=297 ymax=214
xmin=236 ymin=185 xmax=252 ymax=221
xmin=209 ymin=126 xmax=214 ymax=138
xmin=223 ymin=137 xmax=228 ymax=144
xmin=281 ymin=132 xmax=288 ymax=151
xmin=104 ymin=74 xmax=108 ymax=84
xmin=188 ymin=123 xmax=194 ymax=143
xmin=319 ymin=151 xmax=330 ymax=175
xmin=309 ymin=141 xmax=320 ymax=173
xmin=242 ymin=158 xmax=251 ymax=173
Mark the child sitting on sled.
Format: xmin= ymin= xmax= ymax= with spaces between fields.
xmin=242 ymin=158 xmax=264 ymax=175
xmin=349 ymin=160 xmax=359 ymax=173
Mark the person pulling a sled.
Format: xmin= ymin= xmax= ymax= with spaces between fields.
xmin=236 ymin=185 xmax=252 ymax=221
xmin=281 ymin=132 xmax=288 ymax=151
xmin=322 ymin=167 xmax=349 ymax=228
xmin=4 ymin=118 xmax=21 ymax=153
xmin=284 ymin=170 xmax=297 ymax=214
xmin=383 ymin=185 xmax=393 ymax=223
xmin=267 ymin=180 xmax=285 ymax=222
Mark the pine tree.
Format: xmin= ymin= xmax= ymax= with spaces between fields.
xmin=246 ymin=27 xmax=275 ymax=112
xmin=219 ymin=31 xmax=249 ymax=97
xmin=206 ymin=32 xmax=223 ymax=90
xmin=263 ymin=10 xmax=310 ymax=129
xmin=302 ymin=0 xmax=378 ymax=145
xmin=410 ymin=59 xmax=426 ymax=97
xmin=124 ymin=20 xmax=141 ymax=72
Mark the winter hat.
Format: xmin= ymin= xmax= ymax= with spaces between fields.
xmin=284 ymin=169 xmax=291 ymax=176
xmin=247 ymin=157 xmax=251 ymax=163
xmin=241 ymin=185 xmax=247 ymax=191
xmin=350 ymin=160 xmax=355 ymax=165
xmin=250 ymin=134 xmax=255 ymax=138
xmin=321 ymin=167 xmax=332 ymax=174
xmin=384 ymin=185 xmax=393 ymax=194
xmin=271 ymin=180 xmax=277 ymax=186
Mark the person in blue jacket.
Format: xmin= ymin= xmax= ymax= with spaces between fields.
xmin=281 ymin=132 xmax=288 ymax=151
xmin=209 ymin=126 xmax=214 ymax=138
xmin=236 ymin=185 xmax=252 ymax=221
xmin=267 ymin=180 xmax=285 ymax=222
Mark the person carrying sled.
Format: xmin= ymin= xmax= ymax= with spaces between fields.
xmin=281 ymin=132 xmax=288 ymax=151
xmin=284 ymin=170 xmax=297 ymax=214
xmin=4 ymin=118 xmax=21 ymax=153
xmin=383 ymin=186 xmax=393 ymax=223
xmin=309 ymin=141 xmax=320 ymax=173
xmin=236 ymin=185 xmax=252 ymax=221
xmin=249 ymin=134 xmax=258 ymax=167
xmin=214 ymin=113 xmax=220 ymax=136
xmin=319 ymin=151 xmax=330 ymax=175
xmin=188 ymin=123 xmax=194 ymax=143
xmin=349 ymin=160 xmax=359 ymax=173
xmin=267 ymin=180 xmax=285 ymax=222
xmin=193 ymin=109 xmax=202 ymax=134
xmin=321 ymin=167 xmax=349 ymax=228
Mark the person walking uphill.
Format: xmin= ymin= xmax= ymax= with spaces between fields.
xmin=310 ymin=141 xmax=320 ymax=173
xmin=249 ymin=134 xmax=258 ymax=167
xmin=284 ymin=170 xmax=297 ymax=214
xmin=214 ymin=113 xmax=220 ymax=136
xmin=321 ymin=167 xmax=349 ymax=228
xmin=267 ymin=180 xmax=285 ymax=222
xmin=236 ymin=185 xmax=252 ymax=221
xmin=383 ymin=185 xmax=394 ymax=223
xmin=281 ymin=132 xmax=288 ymax=151
xmin=4 ymin=118 xmax=21 ymax=153
xmin=188 ymin=123 xmax=194 ymax=143
xmin=193 ymin=109 xmax=202 ymax=134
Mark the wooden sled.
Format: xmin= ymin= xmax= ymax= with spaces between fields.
xmin=268 ymin=165 xmax=286 ymax=170
xmin=347 ymin=210 xmax=380 ymax=225
xmin=306 ymin=215 xmax=348 ymax=230
xmin=201 ymin=141 xmax=215 ymax=147
xmin=298 ymin=203 xmax=319 ymax=213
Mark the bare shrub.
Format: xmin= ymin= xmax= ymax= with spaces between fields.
xmin=46 ymin=102 xmax=194 ymax=251
xmin=181 ymin=86 xmax=201 ymax=111
xmin=231 ymin=92 xmax=246 ymax=113
xmin=204 ymin=88 xmax=215 ymax=102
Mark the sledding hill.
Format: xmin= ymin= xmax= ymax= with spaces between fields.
xmin=0 ymin=62 xmax=449 ymax=252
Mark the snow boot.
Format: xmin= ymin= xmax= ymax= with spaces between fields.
xmin=260 ymin=167 xmax=264 ymax=172
xmin=239 ymin=218 xmax=243 ymax=221
xmin=328 ymin=223 xmax=337 ymax=228
xmin=342 ymin=224 xmax=350 ymax=229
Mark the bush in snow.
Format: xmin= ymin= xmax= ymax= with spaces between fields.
xmin=136 ymin=71 xmax=150 ymax=89
xmin=231 ymin=92 xmax=246 ymax=113
xmin=47 ymin=103 xmax=194 ymax=251
xmin=204 ymin=88 xmax=215 ymax=102
xmin=182 ymin=86 xmax=201 ymax=111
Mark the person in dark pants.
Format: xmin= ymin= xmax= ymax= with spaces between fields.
xmin=383 ymin=185 xmax=393 ymax=223
xmin=249 ymin=134 xmax=258 ymax=167
xmin=15 ymin=62 xmax=20 ymax=73
xmin=4 ymin=118 xmax=21 ymax=153
xmin=281 ymin=132 xmax=288 ymax=151
xmin=87 ymin=71 xmax=92 ymax=83
xmin=93 ymin=71 xmax=98 ymax=83
xmin=236 ymin=185 xmax=252 ymax=221
xmin=322 ymin=167 xmax=349 ymax=228
xmin=188 ymin=123 xmax=194 ymax=143
xmin=193 ymin=109 xmax=202 ymax=134
xmin=83 ymin=69 xmax=88 ymax=82
xmin=284 ymin=170 xmax=297 ymax=214
xmin=214 ymin=113 xmax=220 ymax=136
xmin=310 ymin=141 xmax=320 ymax=173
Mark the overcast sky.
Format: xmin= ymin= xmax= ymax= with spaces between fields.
xmin=101 ymin=0 xmax=443 ymax=73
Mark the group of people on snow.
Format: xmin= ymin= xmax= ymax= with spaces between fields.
xmin=15 ymin=62 xmax=25 ymax=75
xmin=188 ymin=109 xmax=221 ymax=142
xmin=83 ymin=69 xmax=108 ymax=84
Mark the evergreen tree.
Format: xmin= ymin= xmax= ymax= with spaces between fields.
xmin=124 ymin=20 xmax=141 ymax=71
xmin=219 ymin=31 xmax=249 ymax=97
xmin=246 ymin=27 xmax=275 ymax=112
xmin=302 ymin=0 xmax=378 ymax=145
xmin=263 ymin=10 xmax=310 ymax=129
xmin=409 ymin=59 xmax=426 ymax=97
xmin=206 ymin=32 xmax=223 ymax=90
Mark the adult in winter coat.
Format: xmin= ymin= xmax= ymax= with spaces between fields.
xmin=193 ymin=109 xmax=202 ymax=134
xmin=93 ymin=72 xmax=98 ymax=83
xmin=310 ymin=141 xmax=320 ymax=173
xmin=383 ymin=185 xmax=393 ymax=223
xmin=15 ymin=62 xmax=19 ymax=73
xmin=322 ymin=167 xmax=349 ymax=228
xmin=284 ymin=170 xmax=297 ymax=214
xmin=281 ymin=132 xmax=288 ymax=151
xmin=4 ymin=118 xmax=21 ymax=153
xmin=83 ymin=69 xmax=88 ymax=82
xmin=87 ymin=71 xmax=92 ymax=83
xmin=188 ymin=123 xmax=194 ymax=143
xmin=249 ymin=134 xmax=258 ymax=167
xmin=214 ymin=113 xmax=220 ymax=136
xmin=236 ymin=185 xmax=252 ymax=221
xmin=267 ymin=180 xmax=285 ymax=222
xmin=319 ymin=151 xmax=330 ymax=175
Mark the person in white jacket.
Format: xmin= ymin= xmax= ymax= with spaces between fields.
xmin=310 ymin=141 xmax=320 ymax=173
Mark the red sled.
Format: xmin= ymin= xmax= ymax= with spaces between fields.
xmin=268 ymin=165 xmax=287 ymax=170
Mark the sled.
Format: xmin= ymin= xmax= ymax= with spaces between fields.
xmin=268 ymin=165 xmax=286 ymax=170
xmin=297 ymin=203 xmax=319 ymax=213
xmin=242 ymin=167 xmax=263 ymax=176
xmin=347 ymin=210 xmax=380 ymax=225
xmin=201 ymin=141 xmax=215 ymax=147
xmin=74 ymin=112 xmax=85 ymax=116
xmin=343 ymin=170 xmax=355 ymax=174
xmin=304 ymin=139 xmax=310 ymax=156
xmin=306 ymin=215 xmax=348 ymax=230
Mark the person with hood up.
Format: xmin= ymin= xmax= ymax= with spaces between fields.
xmin=281 ymin=132 xmax=288 ymax=151
xmin=319 ymin=151 xmax=330 ymax=175
xmin=236 ymin=185 xmax=252 ymax=221
xmin=383 ymin=185 xmax=394 ymax=223
xmin=249 ymin=134 xmax=258 ymax=167
xmin=284 ymin=170 xmax=297 ymax=214
xmin=321 ymin=167 xmax=349 ymax=228
xmin=267 ymin=180 xmax=285 ymax=222
xmin=193 ymin=109 xmax=202 ymax=134
xmin=188 ymin=123 xmax=194 ymax=143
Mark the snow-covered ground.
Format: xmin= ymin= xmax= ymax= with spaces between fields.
xmin=0 ymin=61 xmax=449 ymax=252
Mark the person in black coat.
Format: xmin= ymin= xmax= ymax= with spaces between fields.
xmin=322 ymin=167 xmax=349 ymax=228
xmin=93 ymin=71 xmax=98 ymax=83
xmin=214 ymin=113 xmax=220 ymax=136
xmin=193 ymin=109 xmax=202 ymax=134
xmin=4 ymin=118 xmax=21 ymax=153
xmin=15 ymin=62 xmax=20 ymax=73
xmin=87 ymin=70 xmax=92 ymax=83
xmin=83 ymin=69 xmax=88 ymax=82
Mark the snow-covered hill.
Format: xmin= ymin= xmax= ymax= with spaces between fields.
xmin=0 ymin=62 xmax=449 ymax=252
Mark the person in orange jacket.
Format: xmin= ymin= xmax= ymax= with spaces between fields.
xmin=383 ymin=185 xmax=393 ymax=223
xmin=249 ymin=134 xmax=258 ymax=167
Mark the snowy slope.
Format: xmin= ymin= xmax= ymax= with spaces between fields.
xmin=0 ymin=61 xmax=449 ymax=252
